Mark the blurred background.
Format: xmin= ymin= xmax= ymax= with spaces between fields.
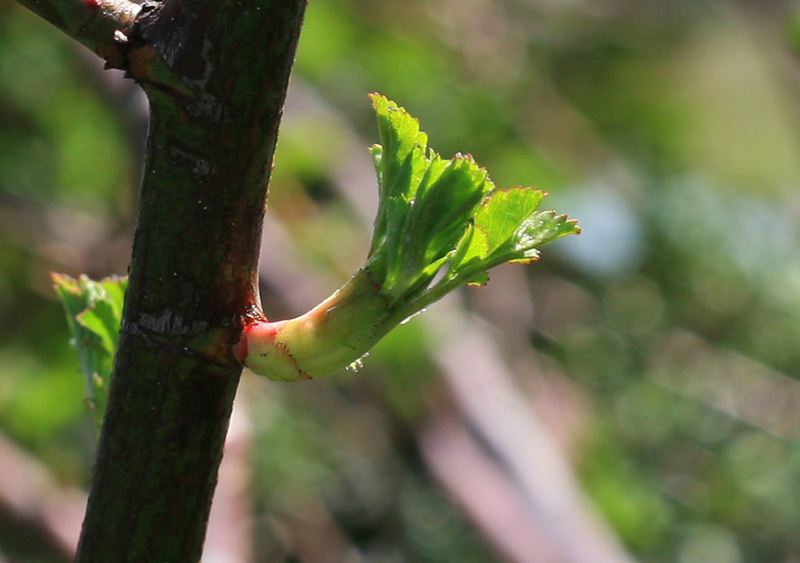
xmin=2 ymin=0 xmax=800 ymax=561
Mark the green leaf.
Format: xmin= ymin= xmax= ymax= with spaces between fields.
xmin=448 ymin=223 xmax=489 ymax=282
xmin=52 ymin=273 xmax=127 ymax=432
xmin=447 ymin=187 xmax=579 ymax=283
xmin=77 ymin=300 xmax=118 ymax=356
xmin=412 ymin=155 xmax=491 ymax=265
xmin=369 ymin=94 xmax=430 ymax=252
xmin=370 ymin=93 xmax=428 ymax=192
xmin=475 ymin=187 xmax=546 ymax=254
xmin=101 ymin=276 xmax=128 ymax=318
xmin=511 ymin=210 xmax=580 ymax=260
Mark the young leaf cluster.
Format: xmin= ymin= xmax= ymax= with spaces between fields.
xmin=52 ymin=274 xmax=127 ymax=431
xmin=365 ymin=94 xmax=579 ymax=320
xmin=236 ymin=94 xmax=578 ymax=382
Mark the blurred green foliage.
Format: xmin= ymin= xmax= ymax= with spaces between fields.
xmin=4 ymin=0 xmax=800 ymax=561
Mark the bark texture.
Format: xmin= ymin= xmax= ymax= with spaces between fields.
xmin=74 ymin=0 xmax=306 ymax=560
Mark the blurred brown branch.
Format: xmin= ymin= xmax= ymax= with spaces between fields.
xmin=425 ymin=307 xmax=635 ymax=563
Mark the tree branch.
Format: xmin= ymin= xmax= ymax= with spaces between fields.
xmin=16 ymin=0 xmax=140 ymax=66
xmin=69 ymin=0 xmax=306 ymax=560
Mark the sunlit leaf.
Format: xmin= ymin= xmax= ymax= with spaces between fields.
xmin=475 ymin=187 xmax=545 ymax=254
